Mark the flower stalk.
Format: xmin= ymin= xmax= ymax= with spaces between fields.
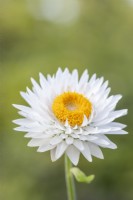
xmin=65 ymin=154 xmax=76 ymax=200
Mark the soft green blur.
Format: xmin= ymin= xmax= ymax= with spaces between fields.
xmin=0 ymin=0 xmax=133 ymax=200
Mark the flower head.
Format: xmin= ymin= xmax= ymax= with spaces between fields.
xmin=13 ymin=68 xmax=128 ymax=165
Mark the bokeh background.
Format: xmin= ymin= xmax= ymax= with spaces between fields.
xmin=0 ymin=0 xmax=133 ymax=200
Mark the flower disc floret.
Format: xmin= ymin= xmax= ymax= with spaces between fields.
xmin=52 ymin=92 xmax=92 ymax=126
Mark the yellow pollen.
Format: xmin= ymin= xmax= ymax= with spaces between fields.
xmin=52 ymin=92 xmax=92 ymax=127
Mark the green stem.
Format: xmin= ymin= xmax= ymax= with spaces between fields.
xmin=65 ymin=154 xmax=77 ymax=200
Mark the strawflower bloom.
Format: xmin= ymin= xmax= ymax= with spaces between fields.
xmin=13 ymin=68 xmax=128 ymax=165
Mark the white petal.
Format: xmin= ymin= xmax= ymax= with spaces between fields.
xmin=109 ymin=122 xmax=127 ymax=129
xmin=73 ymin=140 xmax=84 ymax=151
xmin=72 ymin=69 xmax=78 ymax=84
xmin=50 ymin=136 xmax=62 ymax=145
xmin=85 ymin=126 xmax=99 ymax=134
xmin=14 ymin=124 xmax=46 ymax=132
xmin=105 ymin=130 xmax=128 ymax=134
xmin=81 ymin=115 xmax=89 ymax=127
xmin=47 ymin=74 xmax=53 ymax=83
xmin=93 ymin=109 xmax=127 ymax=126
xmin=88 ymin=74 xmax=96 ymax=86
xmin=81 ymin=142 xmax=92 ymax=162
xmin=37 ymin=144 xmax=55 ymax=152
xmin=50 ymin=148 xmax=57 ymax=162
xmin=107 ymin=95 xmax=122 ymax=109
xmin=109 ymin=109 xmax=128 ymax=119
xmin=92 ymin=135 xmax=110 ymax=145
xmin=93 ymin=118 xmax=114 ymax=126
xmin=88 ymin=142 xmax=104 ymax=159
xmin=78 ymin=69 xmax=89 ymax=86
xmin=60 ymin=133 xmax=68 ymax=139
xmin=92 ymin=135 xmax=117 ymax=149
xmin=93 ymin=108 xmax=110 ymax=122
xmin=93 ymin=88 xmax=111 ymax=110
xmin=66 ymin=137 xmax=74 ymax=145
xmin=90 ymin=77 xmax=104 ymax=94
xmin=25 ymin=132 xmax=50 ymax=138
xmin=66 ymin=145 xmax=80 ymax=165
xmin=28 ymin=138 xmax=50 ymax=147
xmin=65 ymin=127 xmax=73 ymax=135
xmin=39 ymin=73 xmax=49 ymax=89
xmin=55 ymin=141 xmax=68 ymax=159
xmin=71 ymin=133 xmax=80 ymax=139
xmin=13 ymin=104 xmax=31 ymax=112
xmin=14 ymin=126 xmax=28 ymax=132
xmin=63 ymin=68 xmax=70 ymax=79
xmin=20 ymin=91 xmax=32 ymax=105
xmin=13 ymin=119 xmax=32 ymax=126
xmin=64 ymin=120 xmax=70 ymax=128
xmin=54 ymin=122 xmax=65 ymax=131
xmin=56 ymin=68 xmax=63 ymax=79
xmin=79 ymin=135 xmax=87 ymax=141
xmin=31 ymin=78 xmax=41 ymax=94
xmin=90 ymin=80 xmax=109 ymax=104
xmin=73 ymin=125 xmax=78 ymax=130
xmin=104 ymin=142 xmax=117 ymax=149
xmin=86 ymin=135 xmax=98 ymax=141
xmin=101 ymin=80 xmax=109 ymax=91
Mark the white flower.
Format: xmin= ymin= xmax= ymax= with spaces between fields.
xmin=13 ymin=68 xmax=128 ymax=165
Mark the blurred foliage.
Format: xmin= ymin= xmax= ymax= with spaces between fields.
xmin=0 ymin=0 xmax=133 ymax=200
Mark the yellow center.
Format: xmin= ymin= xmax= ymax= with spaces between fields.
xmin=52 ymin=92 xmax=92 ymax=127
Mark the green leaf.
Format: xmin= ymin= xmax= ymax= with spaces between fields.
xmin=70 ymin=167 xmax=95 ymax=184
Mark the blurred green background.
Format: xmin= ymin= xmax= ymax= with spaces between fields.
xmin=0 ymin=0 xmax=133 ymax=200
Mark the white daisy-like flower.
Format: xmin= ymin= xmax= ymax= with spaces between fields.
xmin=13 ymin=68 xmax=128 ymax=165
